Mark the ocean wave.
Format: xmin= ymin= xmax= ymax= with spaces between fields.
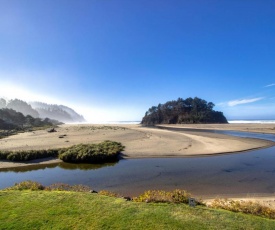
xmin=228 ymin=120 xmax=275 ymax=124
xmin=71 ymin=121 xmax=141 ymax=125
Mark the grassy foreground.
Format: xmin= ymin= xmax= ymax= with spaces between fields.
xmin=1 ymin=190 xmax=275 ymax=229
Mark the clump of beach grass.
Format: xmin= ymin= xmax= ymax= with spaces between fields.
xmin=0 ymin=140 xmax=124 ymax=163
xmin=210 ymin=198 xmax=275 ymax=219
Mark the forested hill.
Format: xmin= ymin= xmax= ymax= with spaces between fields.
xmin=0 ymin=108 xmax=62 ymax=130
xmin=29 ymin=102 xmax=86 ymax=123
xmin=0 ymin=98 xmax=86 ymax=123
xmin=141 ymin=97 xmax=228 ymax=125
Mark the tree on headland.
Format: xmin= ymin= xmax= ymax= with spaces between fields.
xmin=141 ymin=97 xmax=228 ymax=125
xmin=0 ymin=98 xmax=6 ymax=108
xmin=0 ymin=108 xmax=62 ymax=130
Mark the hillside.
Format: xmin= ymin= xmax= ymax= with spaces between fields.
xmin=0 ymin=108 xmax=61 ymax=130
xmin=0 ymin=98 xmax=86 ymax=123
xmin=30 ymin=102 xmax=85 ymax=123
xmin=0 ymin=190 xmax=274 ymax=229
xmin=141 ymin=97 xmax=228 ymax=125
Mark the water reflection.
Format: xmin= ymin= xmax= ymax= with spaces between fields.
xmin=58 ymin=162 xmax=117 ymax=170
xmin=0 ymin=163 xmax=58 ymax=173
xmin=0 ymin=161 xmax=118 ymax=173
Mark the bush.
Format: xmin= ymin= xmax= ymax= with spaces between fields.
xmin=45 ymin=183 xmax=91 ymax=192
xmin=98 ymin=190 xmax=119 ymax=198
xmin=210 ymin=199 xmax=275 ymax=219
xmin=133 ymin=189 xmax=193 ymax=204
xmin=6 ymin=181 xmax=92 ymax=192
xmin=0 ymin=140 xmax=124 ymax=164
xmin=0 ymin=151 xmax=10 ymax=160
xmin=7 ymin=181 xmax=45 ymax=191
xmin=58 ymin=140 xmax=124 ymax=163
xmin=5 ymin=149 xmax=59 ymax=161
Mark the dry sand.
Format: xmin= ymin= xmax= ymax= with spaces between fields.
xmin=204 ymin=196 xmax=275 ymax=209
xmin=0 ymin=124 xmax=274 ymax=169
xmin=1 ymin=123 xmax=275 ymax=207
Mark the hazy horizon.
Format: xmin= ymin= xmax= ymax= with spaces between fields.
xmin=0 ymin=1 xmax=274 ymax=122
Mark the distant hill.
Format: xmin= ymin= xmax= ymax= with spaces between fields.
xmin=0 ymin=108 xmax=62 ymax=130
xmin=0 ymin=98 xmax=86 ymax=123
xmin=29 ymin=102 xmax=86 ymax=123
xmin=141 ymin=97 xmax=228 ymax=125
xmin=0 ymin=99 xmax=39 ymax=118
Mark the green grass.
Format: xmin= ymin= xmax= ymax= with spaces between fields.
xmin=1 ymin=190 xmax=275 ymax=229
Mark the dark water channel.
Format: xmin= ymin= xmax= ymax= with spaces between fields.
xmin=1 ymin=129 xmax=275 ymax=198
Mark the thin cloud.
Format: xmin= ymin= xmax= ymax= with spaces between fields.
xmin=228 ymin=97 xmax=264 ymax=107
xmin=264 ymin=83 xmax=275 ymax=88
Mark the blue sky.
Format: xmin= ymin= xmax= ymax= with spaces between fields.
xmin=0 ymin=0 xmax=275 ymax=121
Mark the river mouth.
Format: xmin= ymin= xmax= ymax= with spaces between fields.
xmin=1 ymin=130 xmax=275 ymax=198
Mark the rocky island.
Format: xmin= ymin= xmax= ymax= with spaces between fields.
xmin=141 ymin=97 xmax=228 ymax=125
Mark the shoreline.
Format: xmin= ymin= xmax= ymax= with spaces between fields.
xmin=0 ymin=123 xmax=274 ymax=169
xmin=1 ymin=123 xmax=275 ymax=207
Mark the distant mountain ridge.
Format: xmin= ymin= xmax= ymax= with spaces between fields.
xmin=0 ymin=98 xmax=86 ymax=123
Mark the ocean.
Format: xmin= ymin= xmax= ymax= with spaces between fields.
xmin=228 ymin=120 xmax=275 ymax=124
xmin=77 ymin=120 xmax=275 ymax=125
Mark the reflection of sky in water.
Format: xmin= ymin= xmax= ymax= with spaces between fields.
xmin=1 ymin=131 xmax=275 ymax=197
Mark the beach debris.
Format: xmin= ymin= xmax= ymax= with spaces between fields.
xmin=47 ymin=128 xmax=57 ymax=133
xmin=122 ymin=196 xmax=132 ymax=201
xmin=59 ymin=134 xmax=67 ymax=138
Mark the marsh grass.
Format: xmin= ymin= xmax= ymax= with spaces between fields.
xmin=59 ymin=140 xmax=125 ymax=163
xmin=0 ymin=140 xmax=124 ymax=163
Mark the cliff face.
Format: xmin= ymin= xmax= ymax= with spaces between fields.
xmin=141 ymin=97 xmax=228 ymax=125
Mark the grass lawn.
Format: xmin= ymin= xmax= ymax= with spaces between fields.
xmin=1 ymin=190 xmax=275 ymax=229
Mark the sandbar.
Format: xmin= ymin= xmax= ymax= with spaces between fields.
xmin=0 ymin=123 xmax=274 ymax=169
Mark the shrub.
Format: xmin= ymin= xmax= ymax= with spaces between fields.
xmin=210 ymin=199 xmax=275 ymax=219
xmin=0 ymin=140 xmax=124 ymax=164
xmin=5 ymin=149 xmax=59 ymax=161
xmin=45 ymin=183 xmax=91 ymax=192
xmin=0 ymin=151 xmax=10 ymax=160
xmin=58 ymin=140 xmax=124 ymax=163
xmin=7 ymin=181 xmax=45 ymax=191
xmin=133 ymin=189 xmax=193 ymax=204
xmin=98 ymin=190 xmax=119 ymax=198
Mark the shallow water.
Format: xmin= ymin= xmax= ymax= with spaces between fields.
xmin=1 ymin=130 xmax=275 ymax=197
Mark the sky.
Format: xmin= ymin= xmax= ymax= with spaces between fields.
xmin=0 ymin=0 xmax=275 ymax=122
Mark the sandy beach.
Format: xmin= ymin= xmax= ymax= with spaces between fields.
xmin=0 ymin=123 xmax=274 ymax=169
xmin=1 ymin=123 xmax=275 ymax=207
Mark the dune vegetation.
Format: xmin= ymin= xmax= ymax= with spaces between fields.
xmin=0 ymin=140 xmax=124 ymax=163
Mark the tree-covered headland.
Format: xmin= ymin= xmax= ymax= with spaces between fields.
xmin=141 ymin=97 xmax=228 ymax=125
